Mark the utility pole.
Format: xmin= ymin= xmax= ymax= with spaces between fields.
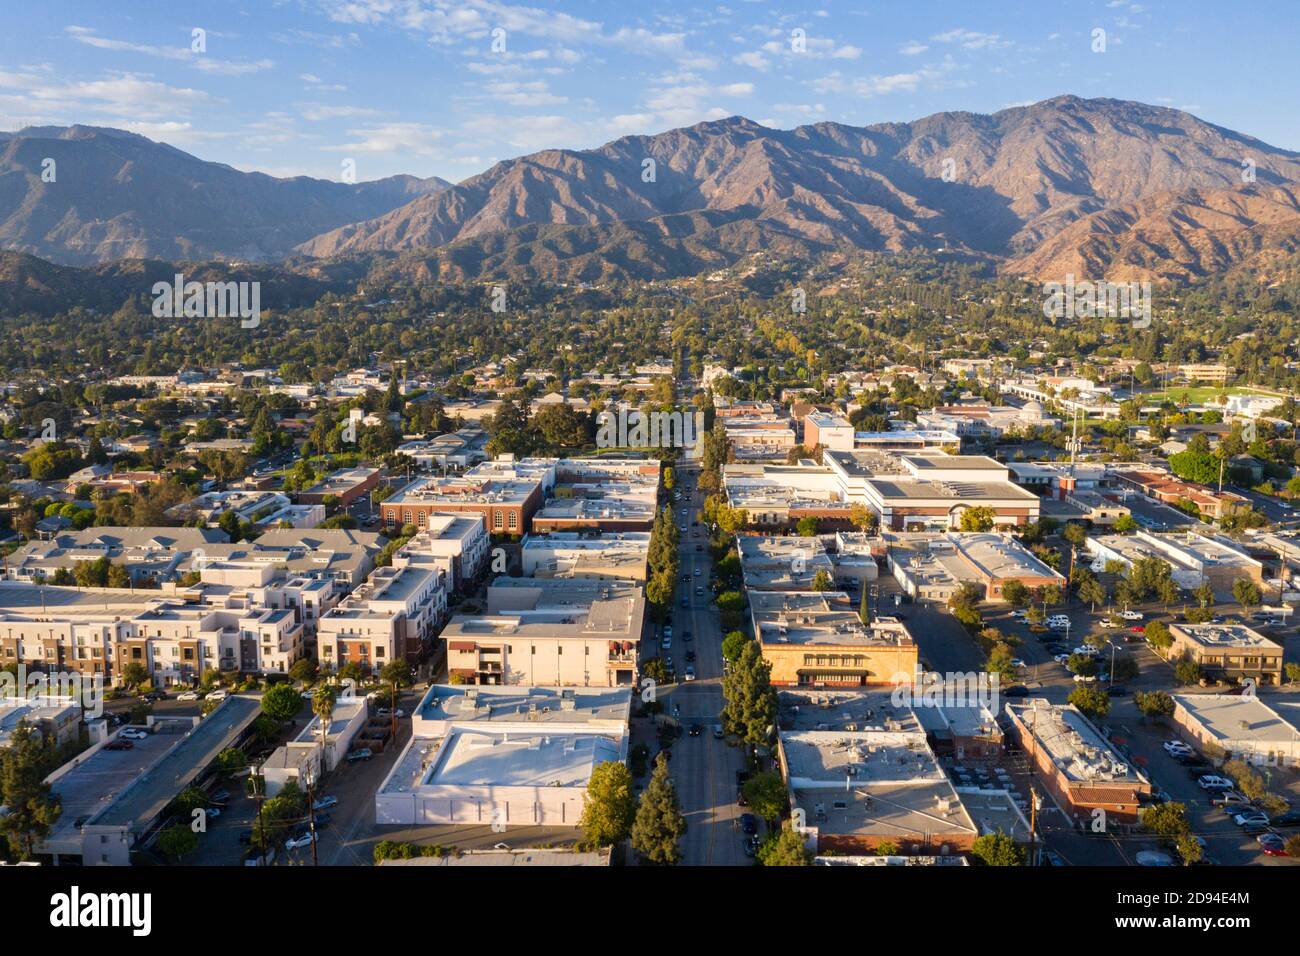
xmin=251 ymin=760 xmax=268 ymax=867
xmin=304 ymin=762 xmax=319 ymax=867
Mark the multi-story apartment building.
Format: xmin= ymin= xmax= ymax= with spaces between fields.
xmin=389 ymin=514 xmax=490 ymax=590
xmin=442 ymin=577 xmax=644 ymax=687
xmin=1165 ymin=623 xmax=1284 ymax=686
xmin=317 ymin=563 xmax=447 ymax=669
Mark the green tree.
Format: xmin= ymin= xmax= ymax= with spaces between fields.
xmin=1112 ymin=513 xmax=1136 ymax=534
xmin=261 ymin=682 xmax=303 ymax=723
xmin=156 ymin=824 xmax=199 ymax=862
xmin=741 ymin=770 xmax=788 ymax=824
xmin=795 ymin=516 xmax=819 ymax=537
xmin=721 ymin=641 xmax=777 ymax=746
xmin=579 ymin=761 xmax=636 ymax=849
xmin=958 ymin=506 xmax=996 ymax=532
xmin=757 ymin=825 xmax=813 ymax=866
xmin=1001 ymin=579 xmax=1030 ymax=609
xmin=1174 ymin=657 xmax=1203 ymax=686
xmin=1134 ymin=690 xmax=1175 ymax=719
xmin=1192 ymin=582 xmax=1216 ymax=609
xmin=1068 ymin=684 xmax=1110 ymax=720
xmin=970 ymin=831 xmax=1025 ymax=866
xmin=1140 ymin=801 xmax=1191 ymax=838
xmin=631 ymin=753 xmax=686 ymax=865
xmin=0 ymin=720 xmax=63 ymax=860
xmin=811 ymin=569 xmax=832 ymax=591
xmin=1144 ymin=619 xmax=1172 ymax=651
xmin=312 ymin=683 xmax=337 ymax=764
xmin=120 ymin=661 xmax=150 ymax=691
xmin=1232 ymin=577 xmax=1261 ymax=615
xmin=721 ymin=631 xmax=750 ymax=664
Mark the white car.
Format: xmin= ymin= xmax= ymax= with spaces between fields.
xmin=1099 ymin=619 xmax=1117 ymax=628
xmin=1011 ymin=659 xmax=1026 ymax=669
xmin=284 ymin=833 xmax=316 ymax=851
xmin=205 ymin=689 xmax=228 ymax=701
xmin=1120 ymin=610 xmax=1144 ymax=621
xmin=1163 ymin=740 xmax=1194 ymax=756
xmin=1073 ymin=674 xmax=1097 ymax=683
xmin=1048 ymin=619 xmax=1070 ymax=630
xmin=119 ymin=729 xmax=148 ymax=740
xmin=176 ymin=691 xmax=199 ymax=701
xmin=1198 ymin=775 xmax=1234 ymax=790
xmin=1072 ymin=645 xmax=1099 ymax=656
xmin=1234 ymin=811 xmax=1271 ymax=828
xmin=1053 ymin=653 xmax=1071 ymax=664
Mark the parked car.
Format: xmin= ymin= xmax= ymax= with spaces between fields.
xmin=712 ymin=724 xmax=725 ymax=739
xmin=346 ymin=748 xmax=374 ymax=762
xmin=1120 ymin=610 xmax=1144 ymax=621
xmin=1073 ymin=674 xmax=1097 ymax=683
xmin=1135 ymin=850 xmax=1175 ymax=866
xmin=683 ymin=666 xmax=696 ymax=681
xmin=1003 ymin=686 xmax=1030 ymax=698
xmin=1209 ymin=790 xmax=1250 ymax=808
xmin=1163 ymin=740 xmax=1194 ymax=756
xmin=688 ymin=724 xmax=702 ymax=737
xmin=119 ymin=729 xmax=148 ymax=741
xmin=206 ymin=689 xmax=229 ymax=701
xmin=1234 ymin=811 xmax=1271 ymax=828
xmin=740 ymin=813 xmax=758 ymax=835
xmin=284 ymin=832 xmax=316 ymax=851
xmin=176 ymin=691 xmax=200 ymax=701
xmin=1198 ymin=775 xmax=1234 ymax=790
xmin=1257 ymin=832 xmax=1287 ymax=856
xmin=1269 ymin=810 xmax=1300 ymax=827
xmin=104 ymin=740 xmax=134 ymax=751
xmin=210 ymin=789 xmax=231 ymax=804
xmin=312 ymin=795 xmax=339 ymax=812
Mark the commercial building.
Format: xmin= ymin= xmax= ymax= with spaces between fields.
xmin=1112 ymin=469 xmax=1249 ymax=521
xmin=777 ymin=694 xmax=1027 ymax=857
xmin=803 ymin=412 xmax=855 ymax=452
xmin=374 ymin=684 xmax=630 ymax=827
xmin=442 ymin=577 xmax=644 ymax=687
xmin=0 ymin=694 xmax=82 ymax=750
xmin=263 ymin=696 xmax=369 ymax=793
xmin=297 ymin=466 xmax=380 ymax=506
xmin=1171 ymin=694 xmax=1300 ymax=768
xmin=886 ymin=532 xmax=1065 ymax=602
xmin=1165 ymin=623 xmax=1284 ymax=686
xmin=750 ymin=590 xmax=917 ymax=687
xmin=520 ymin=532 xmax=650 ymax=582
xmin=1084 ymin=530 xmax=1262 ymax=599
xmin=1004 ymin=699 xmax=1152 ymax=825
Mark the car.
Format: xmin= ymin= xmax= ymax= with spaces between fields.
xmin=694 ymin=568 xmax=701 ymax=577
xmin=284 ymin=833 xmax=316 ymax=851
xmin=1053 ymin=653 xmax=1071 ymax=664
xmin=681 ymin=574 xmax=690 ymax=583
xmin=376 ymin=708 xmax=407 ymax=718
xmin=1128 ymin=625 xmax=1145 ymax=634
xmin=313 ymin=812 xmax=333 ymax=828
xmin=1198 ymin=775 xmax=1234 ymax=790
xmin=1003 ymin=686 xmax=1030 ymax=698
xmin=1099 ymin=619 xmax=1118 ymax=628
xmin=661 ymin=637 xmax=672 ymax=650
xmin=688 ymin=724 xmax=702 ymax=737
xmin=1209 ymin=790 xmax=1249 ymax=808
xmin=1072 ymin=645 xmax=1099 ymax=656
xmin=680 ymin=597 xmax=688 ymax=608
xmin=1073 ymin=674 xmax=1097 ymax=683
xmin=104 ymin=740 xmax=134 ymax=751
xmin=1010 ymin=658 xmax=1026 ymax=669
xmin=176 ymin=691 xmax=199 ymax=701
xmin=1234 ymin=811 xmax=1271 ymax=828
xmin=683 ymin=666 xmax=696 ymax=681
xmin=238 ymin=829 xmax=253 ymax=846
xmin=346 ymin=748 xmax=374 ymax=762
xmin=1269 ymin=810 xmax=1300 ymax=827
xmin=1257 ymin=832 xmax=1287 ymax=856
xmin=1048 ymin=620 xmax=1071 ymax=631
xmin=210 ymin=789 xmax=231 ymax=804
xmin=694 ymin=586 xmax=703 ymax=595
xmin=1163 ymin=740 xmax=1194 ymax=756
xmin=1120 ymin=610 xmax=1144 ymax=621
xmin=684 ymin=651 xmax=696 ymax=662
xmin=119 ymin=728 xmax=148 ymax=740
xmin=312 ymin=795 xmax=339 ymax=812
xmin=742 ymin=835 xmax=759 ymax=858
xmin=1135 ymin=850 xmax=1176 ymax=867
xmin=713 ymin=724 xmax=725 ymax=739
xmin=740 ymin=813 xmax=758 ymax=835
xmin=206 ymin=689 xmax=229 ymax=701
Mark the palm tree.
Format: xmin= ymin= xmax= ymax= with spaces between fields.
xmin=312 ymin=684 xmax=337 ymax=770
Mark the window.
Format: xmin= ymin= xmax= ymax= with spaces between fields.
xmin=508 ymin=512 xmax=518 ymax=530
xmin=493 ymin=511 xmax=504 ymax=530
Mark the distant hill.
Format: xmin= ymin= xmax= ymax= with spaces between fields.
xmin=0 ymin=125 xmax=449 ymax=264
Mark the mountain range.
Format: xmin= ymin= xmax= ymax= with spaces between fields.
xmin=5 ymin=96 xmax=1300 ymax=284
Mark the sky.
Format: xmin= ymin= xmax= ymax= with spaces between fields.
xmin=1 ymin=1 xmax=1297 ymax=185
